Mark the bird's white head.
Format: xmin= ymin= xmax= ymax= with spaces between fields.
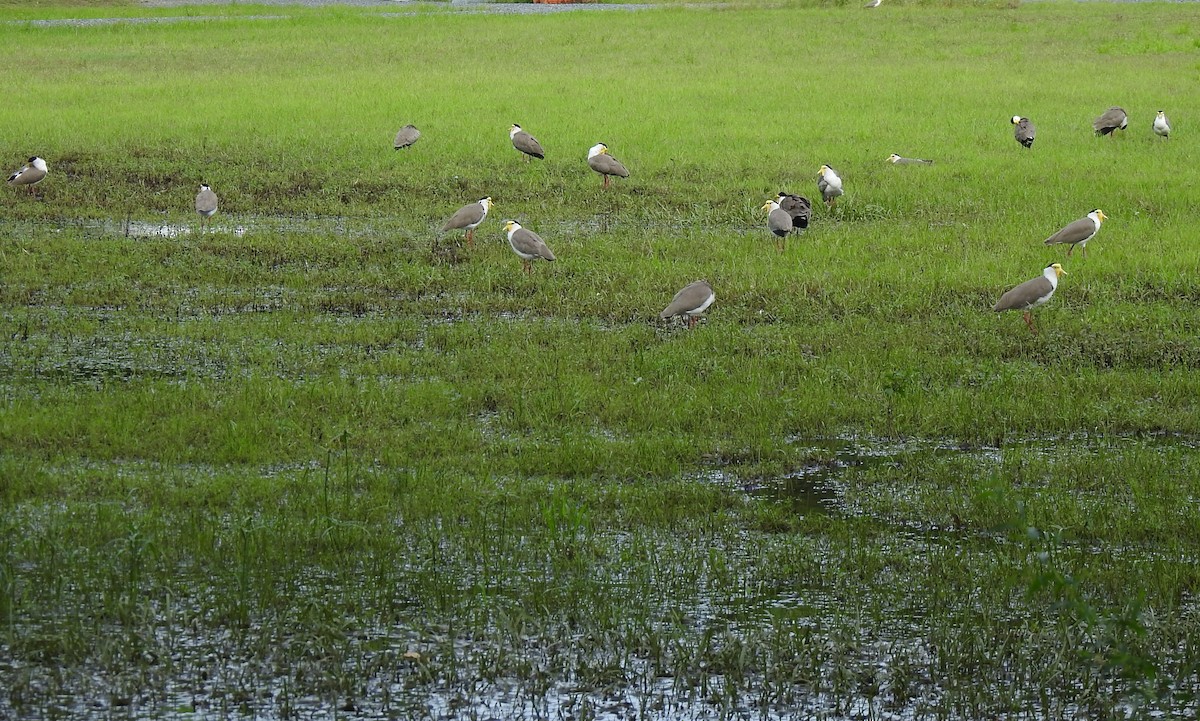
xmin=31 ymin=156 xmax=47 ymax=171
xmin=480 ymin=197 xmax=493 ymax=212
xmin=503 ymin=220 xmax=521 ymax=235
xmin=761 ymin=200 xmax=780 ymax=212
xmin=1046 ymin=262 xmax=1066 ymax=281
xmin=588 ymin=143 xmax=607 ymax=159
xmin=1156 ymin=110 xmax=1165 ymax=119
xmin=1089 ymin=208 xmax=1106 ymax=224
xmin=1011 ymin=116 xmax=1023 ymax=125
xmin=199 ymin=183 xmax=210 ymax=192
xmin=509 ymin=124 xmax=522 ymax=138
xmin=887 ymin=154 xmax=902 ymax=163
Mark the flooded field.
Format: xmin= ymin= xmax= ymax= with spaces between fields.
xmin=5 ymin=1 xmax=1200 ymax=716
xmin=5 ymin=432 xmax=1200 ymax=719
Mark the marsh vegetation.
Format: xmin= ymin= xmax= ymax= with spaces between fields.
xmin=3 ymin=1 xmax=1200 ymax=718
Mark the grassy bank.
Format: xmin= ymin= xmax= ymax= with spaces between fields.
xmin=2 ymin=2 xmax=1200 ymax=718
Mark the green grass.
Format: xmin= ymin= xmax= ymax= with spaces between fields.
xmin=3 ymin=2 xmax=1200 ymax=718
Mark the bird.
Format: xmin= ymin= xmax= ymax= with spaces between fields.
xmin=442 ymin=197 xmax=493 ymax=247
xmin=887 ymin=153 xmax=933 ymax=165
xmin=864 ymin=0 xmax=883 ymax=7
xmin=195 ymin=183 xmax=218 ymax=232
xmin=659 ymin=280 xmax=714 ymax=329
xmin=7 ymin=156 xmax=48 ymax=196
xmin=1011 ymin=116 xmax=1035 ymax=148
xmin=1044 ymin=209 xmax=1106 ymax=258
xmin=1153 ymin=110 xmax=1170 ymax=139
xmin=817 ymin=165 xmax=843 ymax=210
xmin=510 ymin=124 xmax=544 ymax=161
xmin=761 ymin=200 xmax=793 ymax=251
xmin=502 ymin=220 xmax=556 ymax=274
xmin=1093 ymin=107 xmax=1128 ymax=137
xmin=393 ymin=124 xmax=421 ymax=150
xmin=993 ymin=263 xmax=1066 ymax=335
xmin=586 ymin=143 xmax=629 ymax=188
xmin=776 ymin=192 xmax=811 ymax=230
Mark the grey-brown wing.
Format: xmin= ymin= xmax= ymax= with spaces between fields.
xmin=394 ymin=125 xmax=421 ymax=149
xmin=588 ymin=154 xmax=629 ymax=177
xmin=513 ymin=132 xmax=544 ymax=159
xmin=443 ymin=203 xmax=484 ymax=231
xmin=195 ymin=189 xmax=218 ymax=214
xmin=1093 ymin=107 xmax=1127 ymax=133
xmin=768 ymin=208 xmax=792 ymax=237
xmin=993 ymin=276 xmax=1053 ymax=312
xmin=1044 ymin=217 xmax=1094 ymax=246
xmin=1014 ymin=119 xmax=1035 ymax=146
xmin=8 ymin=164 xmax=46 ymax=186
xmin=511 ymin=228 xmax=555 ymax=260
xmin=660 ymin=281 xmax=713 ymax=318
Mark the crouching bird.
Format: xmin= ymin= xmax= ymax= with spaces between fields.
xmin=659 ymin=280 xmax=715 ymax=329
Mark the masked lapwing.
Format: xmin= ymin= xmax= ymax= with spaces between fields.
xmin=817 ymin=165 xmax=843 ymax=209
xmin=776 ymin=192 xmax=811 ymax=230
xmin=510 ymin=124 xmax=544 ymax=161
xmin=659 ymin=280 xmax=714 ymax=329
xmin=993 ymin=263 xmax=1066 ymax=335
xmin=7 ymin=156 xmax=47 ymax=196
xmin=1153 ymin=111 xmax=1170 ymax=139
xmin=887 ymin=153 xmax=933 ymax=165
xmin=1044 ymin=209 xmax=1106 ymax=258
xmin=195 ymin=183 xmax=218 ymax=232
xmin=1093 ymin=107 xmax=1128 ymax=137
xmin=587 ymin=143 xmax=629 ymax=188
xmin=393 ymin=124 xmax=421 ymax=150
xmin=761 ymin=200 xmax=793 ymax=251
xmin=1011 ymin=116 xmax=1035 ymax=148
xmin=443 ymin=197 xmax=493 ymax=247
xmin=503 ymin=220 xmax=555 ymax=274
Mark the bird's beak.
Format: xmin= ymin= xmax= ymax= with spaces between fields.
xmin=1056 ymin=267 xmax=1066 ymax=278
xmin=1098 ymin=211 xmax=1107 ymax=221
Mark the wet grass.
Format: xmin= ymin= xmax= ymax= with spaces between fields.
xmin=3 ymin=1 xmax=1200 ymax=718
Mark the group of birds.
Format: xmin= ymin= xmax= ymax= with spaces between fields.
xmin=3 ymin=103 xmax=1174 ymax=332
xmin=1008 ymin=106 xmax=1170 ymax=150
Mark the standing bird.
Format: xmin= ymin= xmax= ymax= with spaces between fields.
xmin=993 ymin=263 xmax=1066 ymax=335
xmin=7 ymin=156 xmax=48 ymax=196
xmin=393 ymin=124 xmax=421 ymax=150
xmin=442 ymin=197 xmax=493 ymax=247
xmin=776 ymin=192 xmax=812 ymax=230
xmin=1044 ymin=209 xmax=1106 ymax=258
xmin=887 ymin=153 xmax=933 ymax=165
xmin=761 ymin=200 xmax=793 ymax=251
xmin=510 ymin=124 xmax=544 ymax=161
xmin=586 ymin=143 xmax=629 ymax=188
xmin=1093 ymin=107 xmax=1128 ymax=137
xmin=659 ymin=280 xmax=715 ymax=329
xmin=817 ymin=165 xmax=843 ymax=210
xmin=502 ymin=220 xmax=556 ymax=274
xmin=195 ymin=183 xmax=218 ymax=232
xmin=1011 ymin=116 xmax=1036 ymax=148
xmin=1153 ymin=110 xmax=1171 ymax=139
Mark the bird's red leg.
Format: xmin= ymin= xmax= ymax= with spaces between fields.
xmin=603 ymin=175 xmax=610 ymax=189
xmin=466 ymin=229 xmax=474 ymax=248
xmin=1022 ymin=311 xmax=1037 ymax=335
xmin=687 ymin=316 xmax=697 ymax=329
xmin=1066 ymin=245 xmax=1073 ymax=258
